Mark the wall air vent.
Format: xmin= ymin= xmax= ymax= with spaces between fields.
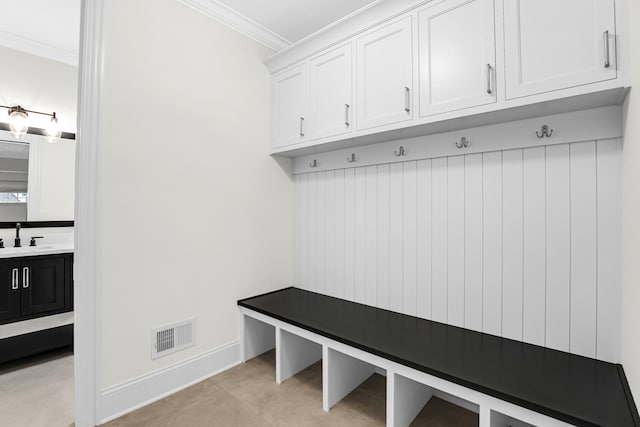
xmin=151 ymin=319 xmax=195 ymax=359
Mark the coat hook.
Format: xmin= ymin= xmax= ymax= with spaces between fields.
xmin=394 ymin=146 xmax=406 ymax=156
xmin=536 ymin=125 xmax=554 ymax=138
xmin=455 ymin=137 xmax=470 ymax=149
xmin=309 ymin=159 xmax=317 ymax=168
xmin=347 ymin=153 xmax=357 ymax=163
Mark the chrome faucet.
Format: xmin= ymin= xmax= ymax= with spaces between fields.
xmin=14 ymin=222 xmax=21 ymax=247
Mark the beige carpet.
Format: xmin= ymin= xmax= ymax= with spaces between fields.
xmin=0 ymin=349 xmax=74 ymax=427
xmin=0 ymin=348 xmax=478 ymax=426
xmin=106 ymin=350 xmax=478 ymax=427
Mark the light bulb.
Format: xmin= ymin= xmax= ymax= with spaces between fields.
xmin=45 ymin=113 xmax=62 ymax=143
xmin=8 ymin=106 xmax=28 ymax=139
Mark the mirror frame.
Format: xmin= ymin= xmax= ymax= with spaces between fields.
xmin=0 ymin=220 xmax=73 ymax=228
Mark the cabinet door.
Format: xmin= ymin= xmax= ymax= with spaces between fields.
xmin=356 ymin=16 xmax=414 ymax=131
xmin=20 ymin=256 xmax=66 ymax=317
xmin=504 ymin=0 xmax=616 ymax=99
xmin=0 ymin=260 xmax=20 ymax=324
xmin=309 ymin=44 xmax=353 ymax=140
xmin=271 ymin=63 xmax=308 ymax=149
xmin=419 ymin=0 xmax=496 ymax=116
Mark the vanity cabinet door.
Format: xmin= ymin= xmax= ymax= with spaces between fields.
xmin=504 ymin=0 xmax=616 ymax=99
xmin=20 ymin=256 xmax=66 ymax=317
xmin=0 ymin=260 xmax=21 ymax=324
xmin=418 ymin=0 xmax=496 ymax=116
xmin=356 ymin=16 xmax=414 ymax=131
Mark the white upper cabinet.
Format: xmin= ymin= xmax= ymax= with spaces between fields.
xmin=504 ymin=0 xmax=617 ymax=100
xmin=418 ymin=0 xmax=497 ymax=116
xmin=309 ymin=44 xmax=353 ymax=140
xmin=356 ymin=17 xmax=414 ymax=131
xmin=271 ymin=63 xmax=308 ymax=149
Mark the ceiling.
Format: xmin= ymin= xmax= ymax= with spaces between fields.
xmin=0 ymin=0 xmax=80 ymax=65
xmin=0 ymin=0 xmax=379 ymax=64
xmin=216 ymin=0 xmax=379 ymax=44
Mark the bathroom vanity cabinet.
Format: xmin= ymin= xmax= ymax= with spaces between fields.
xmin=0 ymin=253 xmax=73 ymax=325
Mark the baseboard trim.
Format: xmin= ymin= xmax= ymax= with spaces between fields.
xmin=99 ymin=340 xmax=240 ymax=424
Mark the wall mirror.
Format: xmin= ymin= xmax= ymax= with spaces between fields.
xmin=0 ymin=133 xmax=75 ymax=222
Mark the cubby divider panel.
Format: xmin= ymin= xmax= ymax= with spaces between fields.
xmin=242 ymin=314 xmax=276 ymax=362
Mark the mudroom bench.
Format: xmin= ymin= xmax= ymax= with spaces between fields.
xmin=238 ymin=287 xmax=639 ymax=427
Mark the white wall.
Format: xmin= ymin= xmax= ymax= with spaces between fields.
xmin=38 ymin=138 xmax=76 ymax=220
xmin=295 ymin=139 xmax=622 ymax=363
xmin=98 ymin=0 xmax=293 ymax=392
xmin=622 ymin=0 xmax=640 ymax=403
xmin=0 ymin=45 xmax=77 ymax=132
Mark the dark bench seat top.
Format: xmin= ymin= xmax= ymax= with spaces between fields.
xmin=238 ymin=287 xmax=639 ymax=427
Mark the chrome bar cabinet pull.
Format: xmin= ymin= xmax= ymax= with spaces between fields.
xmin=11 ymin=268 xmax=18 ymax=290
xmin=404 ymin=87 xmax=411 ymax=113
xmin=22 ymin=267 xmax=29 ymax=289
xmin=345 ymin=104 xmax=350 ymax=127
xmin=604 ymin=30 xmax=611 ymax=68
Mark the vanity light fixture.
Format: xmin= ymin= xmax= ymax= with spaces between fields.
xmin=1 ymin=105 xmax=63 ymax=143
xmin=45 ymin=112 xmax=62 ymax=143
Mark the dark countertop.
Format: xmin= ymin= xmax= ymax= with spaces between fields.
xmin=239 ymin=287 xmax=639 ymax=427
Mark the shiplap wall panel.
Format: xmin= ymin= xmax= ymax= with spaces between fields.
xmin=432 ymin=157 xmax=449 ymax=323
xmin=317 ymin=172 xmax=327 ymax=295
xmin=416 ymin=160 xmax=432 ymax=320
xmin=325 ymin=170 xmax=336 ymax=297
xmin=403 ymin=162 xmax=418 ymax=316
xmin=377 ymin=165 xmax=391 ymax=309
xmin=596 ymin=139 xmax=622 ymax=362
xmin=365 ymin=166 xmax=378 ymax=307
xmin=300 ymin=174 xmax=309 ymax=291
xmin=464 ymin=154 xmax=483 ymax=332
xmin=344 ymin=168 xmax=356 ymax=301
xmin=447 ymin=156 xmax=465 ymax=328
xmin=334 ymin=169 xmax=346 ymax=299
xmin=545 ymin=144 xmax=571 ymax=352
xmin=294 ymin=139 xmax=622 ymax=363
xmin=354 ymin=167 xmax=366 ymax=304
xmin=390 ymin=163 xmax=404 ymax=313
xmin=294 ymin=174 xmax=302 ymax=287
xmin=308 ymin=173 xmax=318 ymax=293
xmin=570 ymin=142 xmax=598 ymax=359
xmin=482 ymin=152 xmax=502 ymax=337
xmin=523 ymin=147 xmax=546 ymax=347
xmin=502 ymin=149 xmax=524 ymax=342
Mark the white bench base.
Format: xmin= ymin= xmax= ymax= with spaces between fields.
xmin=239 ymin=307 xmax=569 ymax=427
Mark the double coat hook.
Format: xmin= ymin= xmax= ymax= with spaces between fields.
xmin=309 ymin=159 xmax=317 ymax=168
xmin=455 ymin=137 xmax=470 ymax=149
xmin=347 ymin=153 xmax=357 ymax=163
xmin=536 ymin=125 xmax=554 ymax=138
xmin=394 ymin=146 xmax=406 ymax=156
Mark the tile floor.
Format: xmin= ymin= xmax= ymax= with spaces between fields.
xmin=0 ymin=348 xmax=74 ymax=427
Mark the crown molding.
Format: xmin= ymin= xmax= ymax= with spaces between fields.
xmin=0 ymin=31 xmax=78 ymax=66
xmin=175 ymin=0 xmax=291 ymax=52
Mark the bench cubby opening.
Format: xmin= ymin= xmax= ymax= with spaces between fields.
xmin=391 ymin=372 xmax=479 ymax=427
xmin=323 ymin=346 xmax=385 ymax=412
xmin=276 ymin=327 xmax=322 ymax=384
xmin=489 ymin=410 xmax=535 ymax=427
